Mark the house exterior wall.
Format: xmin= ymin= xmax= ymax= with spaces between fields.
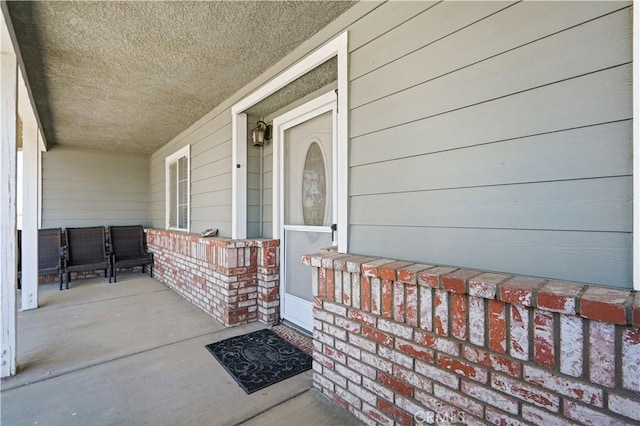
xmin=150 ymin=0 xmax=633 ymax=288
xmin=42 ymin=147 xmax=150 ymax=228
xmin=305 ymin=252 xmax=640 ymax=426
xmin=142 ymin=2 xmax=638 ymax=424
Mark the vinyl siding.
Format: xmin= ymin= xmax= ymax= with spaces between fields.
xmin=347 ymin=1 xmax=633 ymax=287
xmin=42 ymin=148 xmax=150 ymax=228
xmin=149 ymin=0 xmax=633 ymax=287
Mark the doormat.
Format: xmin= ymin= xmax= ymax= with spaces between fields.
xmin=205 ymin=328 xmax=313 ymax=394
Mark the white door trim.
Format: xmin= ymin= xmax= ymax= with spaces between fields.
xmin=230 ymin=31 xmax=348 ymax=254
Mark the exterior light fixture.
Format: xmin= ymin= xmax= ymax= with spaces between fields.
xmin=252 ymin=120 xmax=271 ymax=147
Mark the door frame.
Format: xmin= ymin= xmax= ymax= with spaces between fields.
xmin=273 ymin=92 xmax=337 ymax=331
xmin=230 ymin=31 xmax=348 ymax=253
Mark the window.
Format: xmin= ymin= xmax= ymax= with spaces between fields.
xmin=165 ymin=145 xmax=190 ymax=231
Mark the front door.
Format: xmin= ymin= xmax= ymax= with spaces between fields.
xmin=275 ymin=93 xmax=336 ymax=332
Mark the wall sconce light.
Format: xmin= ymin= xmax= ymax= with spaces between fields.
xmin=252 ymin=120 xmax=272 ymax=147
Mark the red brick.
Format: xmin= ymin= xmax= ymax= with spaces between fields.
xmin=434 ymin=290 xmax=449 ymax=336
xmin=433 ymin=384 xmax=484 ymax=417
xmin=608 ymin=393 xmax=640 ymax=422
xmin=349 ymin=333 xmax=376 ymax=353
xmin=319 ymin=268 xmax=327 ymax=298
xmin=378 ymin=399 xmax=413 ymax=426
xmin=378 ymin=318 xmax=413 ymax=340
xmin=460 ymin=380 xmax=518 ymax=415
xmin=491 ymin=374 xmax=559 ymax=412
xmin=522 ymin=405 xmax=575 ymax=426
xmin=393 ymin=281 xmax=405 ymax=323
xmin=484 ymin=407 xmax=528 ymax=426
xmin=379 ymin=372 xmax=413 ymax=397
xmin=326 ymin=269 xmax=335 ymax=302
xmin=469 ymin=273 xmax=511 ymax=299
xmin=621 ymin=327 xmax=640 ymax=392
xmin=509 ymin=304 xmax=529 ymax=361
xmin=361 ymin=275 xmax=371 ymax=312
xmin=362 ymin=325 xmax=393 ymax=347
xmin=335 ymin=317 xmax=361 ymax=333
xmin=417 ymin=266 xmax=457 ymax=288
xmin=499 ymin=276 xmax=545 ymax=307
xmin=348 ymin=309 xmax=376 ymax=326
xmin=362 ymin=403 xmax=394 ymax=426
xmin=559 ymin=315 xmax=583 ymax=377
xmin=363 ymin=376 xmax=394 ymax=401
xmin=580 ymin=286 xmax=630 ymax=325
xmin=405 ymin=284 xmax=418 ymax=327
xmin=395 ymin=338 xmax=435 ymax=363
xmin=463 ymin=346 xmax=521 ymax=378
xmin=362 ymin=258 xmax=396 ymax=278
xmin=328 ymin=391 xmax=350 ymax=411
xmin=324 ymin=346 xmax=347 ymax=364
xmin=415 ymin=330 xmax=459 ymax=356
xmin=370 ymin=278 xmax=381 ymax=315
xmin=380 ymin=278 xmax=392 ymax=318
xmin=442 ymin=269 xmax=481 ymax=293
xmin=588 ymin=320 xmax=615 ymax=388
xmin=416 ymin=360 xmax=459 ymax=389
xmin=397 ymin=263 xmax=435 ymax=284
xmin=488 ymin=300 xmax=507 ymax=353
xmin=437 ymin=354 xmax=488 ymax=383
xmin=469 ymin=296 xmax=485 ymax=347
xmin=537 ymin=280 xmax=584 ymax=315
xmin=393 ymin=364 xmax=433 ymax=392
xmin=380 ymin=261 xmax=413 ymax=281
xmin=451 ymin=293 xmax=467 ymax=341
xmin=633 ymin=292 xmax=640 ymax=328
xmin=563 ymin=400 xmax=629 ymax=426
xmin=419 ymin=286 xmax=433 ymax=331
xmin=523 ymin=365 xmax=602 ymax=406
xmin=533 ymin=310 xmax=554 ymax=368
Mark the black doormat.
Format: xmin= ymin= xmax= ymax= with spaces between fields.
xmin=205 ymin=328 xmax=313 ymax=394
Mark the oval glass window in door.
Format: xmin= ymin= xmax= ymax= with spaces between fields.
xmin=302 ymin=142 xmax=326 ymax=226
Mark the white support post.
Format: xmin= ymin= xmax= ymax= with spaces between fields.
xmin=633 ymin=0 xmax=639 ymax=290
xmin=1 ymin=12 xmax=19 ymax=378
xmin=20 ymin=82 xmax=39 ymax=310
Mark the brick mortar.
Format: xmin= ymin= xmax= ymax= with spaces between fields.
xmin=146 ymin=228 xmax=279 ymax=327
xmin=303 ymin=252 xmax=637 ymax=327
xmin=305 ymin=252 xmax=640 ymax=426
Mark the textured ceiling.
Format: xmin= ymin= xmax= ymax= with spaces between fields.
xmin=6 ymin=1 xmax=354 ymax=154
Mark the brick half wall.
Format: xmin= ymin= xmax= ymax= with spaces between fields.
xmin=303 ymin=253 xmax=640 ymax=425
xmin=146 ymin=229 xmax=279 ymax=327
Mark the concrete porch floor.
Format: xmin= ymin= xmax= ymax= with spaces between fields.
xmin=1 ymin=275 xmax=360 ymax=426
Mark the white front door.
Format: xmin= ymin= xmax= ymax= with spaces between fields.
xmin=274 ymin=93 xmax=337 ymax=332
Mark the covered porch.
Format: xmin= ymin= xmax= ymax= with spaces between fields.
xmin=1 ymin=273 xmax=358 ymax=425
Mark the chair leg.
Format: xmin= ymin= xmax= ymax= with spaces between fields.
xmin=107 ymin=267 xmax=111 ymax=284
xmin=65 ymin=270 xmax=70 ymax=290
xmin=150 ymin=263 xmax=153 ymax=278
xmin=113 ymin=266 xmax=117 ymax=283
xmin=58 ymin=270 xmax=62 ymax=291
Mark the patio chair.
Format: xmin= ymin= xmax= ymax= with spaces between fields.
xmin=17 ymin=228 xmax=64 ymax=290
xmin=63 ymin=226 xmax=110 ymax=289
xmin=109 ymin=225 xmax=153 ymax=282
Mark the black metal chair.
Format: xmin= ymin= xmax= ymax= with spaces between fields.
xmin=109 ymin=225 xmax=153 ymax=282
xmin=18 ymin=228 xmax=64 ymax=289
xmin=63 ymin=226 xmax=110 ymax=289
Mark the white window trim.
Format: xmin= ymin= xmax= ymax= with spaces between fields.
xmin=231 ymin=31 xmax=349 ymax=252
xmin=165 ymin=144 xmax=191 ymax=232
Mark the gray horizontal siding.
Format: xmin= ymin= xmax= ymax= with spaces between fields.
xmin=42 ymin=148 xmax=150 ymax=229
xmin=149 ymin=109 xmax=232 ymax=234
xmin=346 ymin=1 xmax=632 ymax=287
xmin=349 ymin=226 xmax=632 ymax=288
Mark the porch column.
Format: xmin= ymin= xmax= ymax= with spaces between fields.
xmin=20 ymin=72 xmax=39 ymax=310
xmin=1 ymin=12 xmax=19 ymax=378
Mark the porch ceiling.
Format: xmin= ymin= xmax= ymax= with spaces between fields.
xmin=5 ymin=1 xmax=355 ymax=154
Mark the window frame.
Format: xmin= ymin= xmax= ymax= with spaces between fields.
xmin=165 ymin=145 xmax=190 ymax=232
